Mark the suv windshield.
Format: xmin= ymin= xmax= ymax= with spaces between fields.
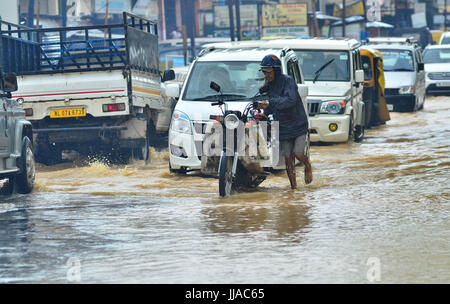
xmin=440 ymin=36 xmax=450 ymax=44
xmin=294 ymin=50 xmax=350 ymax=81
xmin=423 ymin=48 xmax=450 ymax=64
xmin=378 ymin=49 xmax=414 ymax=71
xmin=182 ymin=61 xmax=265 ymax=101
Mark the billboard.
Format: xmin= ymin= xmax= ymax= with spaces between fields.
xmin=0 ymin=0 xmax=18 ymax=24
xmin=262 ymin=3 xmax=308 ymax=27
xmin=214 ymin=4 xmax=258 ymax=28
xmin=132 ymin=0 xmax=159 ymax=20
xmin=95 ymin=0 xmax=131 ymax=14
xmin=333 ymin=1 xmax=365 ymax=17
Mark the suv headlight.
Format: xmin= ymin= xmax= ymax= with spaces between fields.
xmin=320 ymin=100 xmax=346 ymax=114
xmin=170 ymin=110 xmax=191 ymax=134
xmin=399 ymin=86 xmax=415 ymax=94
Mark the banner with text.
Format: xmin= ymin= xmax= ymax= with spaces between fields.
xmin=262 ymin=3 xmax=308 ymax=27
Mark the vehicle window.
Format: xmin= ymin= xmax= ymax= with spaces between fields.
xmin=440 ymin=36 xmax=450 ymax=44
xmin=182 ymin=61 xmax=265 ymax=101
xmin=361 ymin=55 xmax=372 ymax=80
xmin=295 ymin=50 xmax=350 ymax=81
xmin=423 ymin=48 xmax=450 ymax=63
xmin=378 ymin=49 xmax=414 ymax=71
xmin=287 ymin=59 xmax=302 ymax=83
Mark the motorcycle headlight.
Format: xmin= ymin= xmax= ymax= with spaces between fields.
xmin=224 ymin=113 xmax=240 ymax=129
xmin=399 ymin=86 xmax=415 ymax=94
xmin=320 ymin=100 xmax=346 ymax=114
xmin=170 ymin=110 xmax=191 ymax=134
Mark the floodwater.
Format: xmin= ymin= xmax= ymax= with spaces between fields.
xmin=0 ymin=97 xmax=449 ymax=283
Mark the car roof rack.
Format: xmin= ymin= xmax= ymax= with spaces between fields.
xmin=365 ymin=37 xmax=419 ymax=46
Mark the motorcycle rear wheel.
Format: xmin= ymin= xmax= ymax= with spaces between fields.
xmin=219 ymin=155 xmax=234 ymax=197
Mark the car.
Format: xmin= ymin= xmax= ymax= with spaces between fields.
xmin=202 ymin=38 xmax=366 ymax=143
xmin=439 ymin=31 xmax=450 ymax=45
xmin=165 ymin=47 xmax=309 ymax=175
xmin=0 ymin=72 xmax=35 ymax=195
xmin=366 ymin=37 xmax=426 ymax=112
xmin=265 ymin=38 xmax=366 ymax=142
xmin=423 ymin=44 xmax=450 ymax=95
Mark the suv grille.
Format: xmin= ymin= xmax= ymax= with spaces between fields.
xmin=428 ymin=72 xmax=450 ymax=80
xmin=384 ymin=88 xmax=399 ymax=95
xmin=192 ymin=121 xmax=210 ymax=134
xmin=307 ymin=102 xmax=321 ymax=115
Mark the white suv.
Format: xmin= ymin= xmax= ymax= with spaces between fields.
xmin=423 ymin=44 xmax=450 ymax=95
xmin=165 ymin=47 xmax=308 ymax=174
xmin=264 ymin=38 xmax=366 ymax=142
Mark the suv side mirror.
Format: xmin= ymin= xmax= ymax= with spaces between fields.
xmin=3 ymin=73 xmax=18 ymax=92
xmin=162 ymin=69 xmax=175 ymax=82
xmin=418 ymin=63 xmax=424 ymax=71
xmin=354 ymin=70 xmax=364 ymax=83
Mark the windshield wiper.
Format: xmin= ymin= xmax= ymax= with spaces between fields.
xmin=313 ymin=59 xmax=335 ymax=83
xmin=191 ymin=94 xmax=247 ymax=101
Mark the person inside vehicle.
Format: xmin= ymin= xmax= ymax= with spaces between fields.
xmin=258 ymin=54 xmax=313 ymax=188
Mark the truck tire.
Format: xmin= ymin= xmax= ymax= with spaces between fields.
xmin=15 ymin=136 xmax=36 ymax=194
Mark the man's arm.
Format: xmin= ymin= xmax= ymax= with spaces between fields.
xmin=268 ymin=77 xmax=300 ymax=111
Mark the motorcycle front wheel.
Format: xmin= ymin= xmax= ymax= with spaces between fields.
xmin=219 ymin=155 xmax=234 ymax=197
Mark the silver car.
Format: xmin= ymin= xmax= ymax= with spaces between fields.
xmin=0 ymin=73 xmax=35 ymax=195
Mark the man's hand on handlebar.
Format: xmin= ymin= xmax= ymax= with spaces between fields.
xmin=257 ymin=100 xmax=269 ymax=110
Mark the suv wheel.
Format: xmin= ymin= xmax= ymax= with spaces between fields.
xmin=15 ymin=136 xmax=36 ymax=194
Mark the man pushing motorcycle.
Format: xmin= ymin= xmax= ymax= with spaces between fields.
xmin=258 ymin=54 xmax=313 ymax=188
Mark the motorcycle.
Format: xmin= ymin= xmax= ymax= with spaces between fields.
xmin=206 ymin=81 xmax=277 ymax=197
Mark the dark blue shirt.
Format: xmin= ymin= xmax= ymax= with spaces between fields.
xmin=264 ymin=71 xmax=308 ymax=140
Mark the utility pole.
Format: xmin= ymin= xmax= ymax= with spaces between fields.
xmin=158 ymin=0 xmax=166 ymax=40
xmin=444 ymin=0 xmax=447 ymax=32
xmin=312 ymin=0 xmax=320 ymax=36
xmin=27 ymin=0 xmax=35 ymax=28
xmin=181 ymin=0 xmax=196 ymax=64
xmin=60 ymin=0 xmax=67 ymax=27
xmin=227 ymin=0 xmax=235 ymax=41
xmin=36 ymin=0 xmax=40 ymax=29
xmin=342 ymin=0 xmax=346 ymax=37
xmin=235 ymin=0 xmax=241 ymax=40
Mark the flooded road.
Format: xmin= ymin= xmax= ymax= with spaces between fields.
xmin=0 ymin=97 xmax=449 ymax=283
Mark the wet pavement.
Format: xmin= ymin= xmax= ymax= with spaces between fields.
xmin=0 ymin=97 xmax=449 ymax=283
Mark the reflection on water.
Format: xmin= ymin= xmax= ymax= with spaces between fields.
xmin=203 ymin=191 xmax=310 ymax=238
xmin=0 ymin=98 xmax=449 ymax=283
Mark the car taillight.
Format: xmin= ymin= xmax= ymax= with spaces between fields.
xmin=102 ymin=103 xmax=125 ymax=112
xmin=24 ymin=108 xmax=33 ymax=116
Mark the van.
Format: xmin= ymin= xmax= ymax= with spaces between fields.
xmin=165 ymin=47 xmax=308 ymax=174
xmin=366 ymin=37 xmax=426 ymax=111
xmin=263 ymin=38 xmax=366 ymax=143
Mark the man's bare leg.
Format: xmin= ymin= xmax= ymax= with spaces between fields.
xmin=294 ymin=152 xmax=313 ymax=184
xmin=285 ymin=155 xmax=297 ymax=189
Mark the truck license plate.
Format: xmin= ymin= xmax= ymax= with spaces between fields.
xmin=387 ymin=104 xmax=394 ymax=111
xmin=50 ymin=108 xmax=86 ymax=118
xmin=436 ymin=82 xmax=450 ymax=87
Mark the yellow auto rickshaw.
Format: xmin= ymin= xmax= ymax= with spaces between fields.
xmin=360 ymin=46 xmax=391 ymax=128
